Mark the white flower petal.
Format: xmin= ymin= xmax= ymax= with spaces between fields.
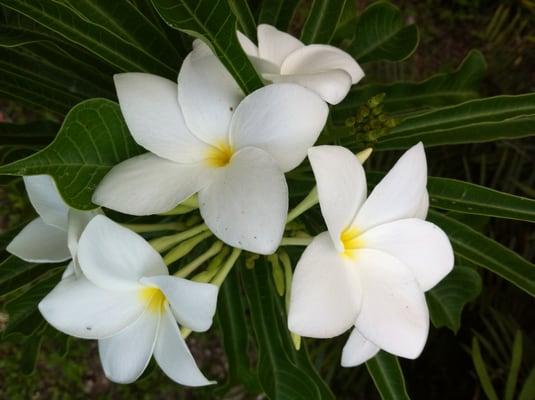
xmin=67 ymin=209 xmax=99 ymax=262
xmin=39 ymin=276 xmax=144 ymax=339
xmin=7 ymin=217 xmax=70 ymax=263
xmin=230 ymin=83 xmax=328 ymax=172
xmin=281 ymin=44 xmax=364 ymax=84
xmin=415 ymin=191 xmax=429 ymax=220
xmin=308 ymin=146 xmax=367 ymax=252
xmin=288 ymin=232 xmax=362 ymax=338
xmin=359 ymin=218 xmax=454 ymax=291
xmin=114 ymin=73 xmax=210 ymax=163
xmin=237 ymin=31 xmax=258 ymax=56
xmin=93 ymin=153 xmax=210 ymax=216
xmin=199 ymin=147 xmax=287 ymax=255
xmin=141 ymin=275 xmax=218 ymax=332
xmin=341 ymin=329 xmax=380 ymax=367
xmin=153 ymin=306 xmax=214 ymax=386
xmin=257 ymin=24 xmax=304 ymax=67
xmin=355 ymin=249 xmax=429 ymax=359
xmin=353 ymin=142 xmax=427 ymax=232
xmin=24 ymin=175 xmax=68 ymax=230
xmin=178 ymin=46 xmax=243 ymax=145
xmin=61 ymin=260 xmax=76 ymax=280
xmin=98 ymin=306 xmax=159 ymax=384
xmin=78 ymin=215 xmax=167 ymax=291
xmin=264 ymin=69 xmax=353 ymax=104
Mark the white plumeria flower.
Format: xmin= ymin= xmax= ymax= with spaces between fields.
xmin=7 ymin=175 xmax=98 ymax=277
xmin=39 ymin=215 xmax=218 ymax=386
xmin=288 ymin=143 xmax=454 ymax=365
xmin=237 ymin=24 xmax=364 ymax=105
xmin=93 ymin=42 xmax=328 ymax=255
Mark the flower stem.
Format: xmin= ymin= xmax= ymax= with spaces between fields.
xmin=149 ymin=224 xmax=208 ymax=253
xmin=163 ymin=231 xmax=212 ymax=265
xmin=280 ymin=237 xmax=313 ymax=246
xmin=211 ymin=247 xmax=241 ymax=287
xmin=158 ymin=195 xmax=199 ymax=215
xmin=122 ymin=222 xmax=185 ymax=233
xmin=286 ymin=187 xmax=319 ymax=223
xmin=174 ymin=241 xmax=223 ymax=278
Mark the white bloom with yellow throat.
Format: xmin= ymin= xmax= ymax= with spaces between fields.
xmin=288 ymin=143 xmax=454 ymax=366
xmin=39 ymin=215 xmax=218 ymax=386
xmin=93 ymin=40 xmax=328 ymax=255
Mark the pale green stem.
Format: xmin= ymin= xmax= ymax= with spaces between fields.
xmin=122 ymin=222 xmax=185 ymax=233
xmin=211 ymin=247 xmax=242 ymax=287
xmin=181 ymin=327 xmax=192 ymax=339
xmin=191 ymin=247 xmax=230 ymax=283
xmin=163 ymin=231 xmax=212 ymax=265
xmin=280 ymin=237 xmax=313 ymax=246
xmin=279 ymin=250 xmax=301 ymax=350
xmin=286 ymin=187 xmax=318 ymax=224
xmin=181 ymin=194 xmax=199 ymax=208
xmin=149 ymin=224 xmax=208 ymax=253
xmin=159 ymin=205 xmax=196 ymax=215
xmin=174 ymin=241 xmax=223 ymax=278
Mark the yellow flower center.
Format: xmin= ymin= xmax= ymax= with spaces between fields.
xmin=340 ymin=227 xmax=364 ymax=258
xmin=139 ymin=286 xmax=166 ymax=314
xmin=205 ymin=142 xmax=234 ymax=167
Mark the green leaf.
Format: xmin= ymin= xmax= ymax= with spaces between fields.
xmin=257 ymin=0 xmax=300 ymax=31
xmin=300 ymin=0 xmax=347 ymax=44
xmin=333 ymin=50 xmax=486 ymax=121
xmin=228 ymin=0 xmax=257 ymax=41
xmin=472 ymin=337 xmax=500 ymax=400
xmin=151 ymin=0 xmax=263 ymax=94
xmin=366 ymin=351 xmax=411 ymax=400
xmin=428 ymin=210 xmax=535 ymax=297
xmin=0 ymin=0 xmax=179 ymax=79
xmin=0 ymin=256 xmax=59 ymax=297
xmin=351 ymin=1 xmax=418 ymax=63
xmin=426 ymin=265 xmax=482 ymax=333
xmin=427 ymin=177 xmax=535 ymax=223
xmin=377 ymin=93 xmax=535 ymax=149
xmin=216 ymin=268 xmax=260 ymax=394
xmin=241 ymin=262 xmax=335 ymax=400
xmin=504 ymin=331 xmax=523 ymax=400
xmin=0 ymin=121 xmax=58 ymax=146
xmin=518 ymin=365 xmax=535 ymax=400
xmin=0 ymin=99 xmax=143 ymax=210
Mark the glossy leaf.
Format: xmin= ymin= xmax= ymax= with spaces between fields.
xmin=428 ymin=210 xmax=535 ymax=297
xmin=351 ymin=1 xmax=418 ymax=63
xmin=472 ymin=338 xmax=500 ymax=400
xmin=519 ymin=365 xmax=535 ymax=400
xmin=300 ymin=0 xmax=347 ymax=44
xmin=366 ymin=351 xmax=411 ymax=400
xmin=0 ymin=0 xmax=178 ymax=79
xmin=427 ymin=266 xmax=482 ymax=333
xmin=0 ymin=99 xmax=143 ymax=210
xmin=257 ymin=0 xmax=300 ymax=31
xmin=504 ymin=331 xmax=523 ymax=400
xmin=151 ymin=0 xmax=263 ymax=94
xmin=228 ymin=0 xmax=257 ymax=41
xmin=241 ymin=262 xmax=335 ymax=400
xmin=333 ymin=50 xmax=486 ymax=121
xmin=377 ymin=93 xmax=535 ymax=149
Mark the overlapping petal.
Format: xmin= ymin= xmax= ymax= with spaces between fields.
xmin=341 ymin=329 xmax=380 ymax=367
xmin=257 ymin=24 xmax=303 ymax=67
xmin=77 ymin=215 xmax=167 ymax=291
xmin=153 ymin=306 xmax=213 ymax=386
xmin=289 ymin=232 xmax=362 ymax=338
xmin=93 ymin=153 xmax=211 ymax=216
xmin=199 ymin=147 xmax=288 ymax=255
xmin=24 ymin=175 xmax=68 ymax=230
xmin=230 ymin=83 xmax=328 ymax=172
xmin=308 ymin=146 xmax=367 ymax=251
xmin=354 ymin=249 xmax=429 ymax=359
xmin=7 ymin=217 xmax=70 ymax=263
xmin=141 ymin=275 xmax=218 ymax=332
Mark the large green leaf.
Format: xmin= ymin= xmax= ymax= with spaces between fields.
xmin=228 ymin=0 xmax=257 ymax=41
xmin=427 ymin=265 xmax=482 ymax=333
xmin=0 ymin=99 xmax=143 ymax=210
xmin=351 ymin=1 xmax=418 ymax=63
xmin=300 ymin=0 xmax=347 ymax=44
xmin=241 ymin=262 xmax=335 ymax=400
xmin=0 ymin=0 xmax=178 ymax=79
xmin=333 ymin=50 xmax=486 ymax=121
xmin=257 ymin=0 xmax=300 ymax=31
xmin=151 ymin=0 xmax=263 ymax=94
xmin=428 ymin=210 xmax=535 ymax=297
xmin=377 ymin=93 xmax=535 ymax=149
xmin=366 ymin=351 xmax=411 ymax=400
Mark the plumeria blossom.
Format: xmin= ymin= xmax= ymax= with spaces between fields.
xmin=39 ymin=215 xmax=218 ymax=386
xmin=7 ymin=175 xmax=98 ymax=277
xmin=237 ymin=24 xmax=364 ymax=104
xmin=93 ymin=41 xmax=328 ymax=255
xmin=288 ymin=143 xmax=454 ymax=365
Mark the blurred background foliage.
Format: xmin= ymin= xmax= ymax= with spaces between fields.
xmin=0 ymin=0 xmax=534 ymax=399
